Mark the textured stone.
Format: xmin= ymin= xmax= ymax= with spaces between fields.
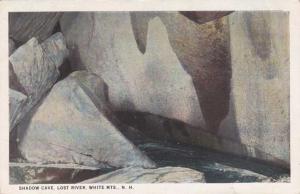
xmin=130 ymin=12 xmax=231 ymax=132
xmin=61 ymin=12 xmax=204 ymax=128
xmin=9 ymin=32 xmax=68 ymax=130
xmin=9 ymin=12 xmax=62 ymax=44
xmin=219 ymin=12 xmax=290 ymax=166
xmin=9 ymin=162 xmax=109 ymax=184
xmin=81 ymin=166 xmax=206 ymax=183
xmin=18 ymin=71 xmax=155 ymax=169
xmin=9 ymin=89 xmax=27 ymax=132
xmin=9 ymin=38 xmax=15 ymax=55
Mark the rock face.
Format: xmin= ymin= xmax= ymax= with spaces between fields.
xmin=81 ymin=167 xmax=206 ymax=183
xmin=17 ymin=71 xmax=155 ymax=169
xmin=60 ymin=12 xmax=205 ymax=128
xmin=219 ymin=12 xmax=290 ymax=166
xmin=9 ymin=38 xmax=15 ymax=55
xmin=10 ymin=162 xmax=109 ymax=184
xmin=60 ymin=11 xmax=289 ymax=167
xmin=9 ymin=12 xmax=62 ymax=44
xmin=9 ymin=89 xmax=27 ymax=132
xmin=9 ymin=32 xmax=68 ymax=130
xmin=130 ymin=12 xmax=231 ymax=132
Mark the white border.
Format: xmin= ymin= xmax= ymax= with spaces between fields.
xmin=0 ymin=0 xmax=299 ymax=194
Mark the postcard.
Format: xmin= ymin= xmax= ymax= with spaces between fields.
xmin=0 ymin=0 xmax=300 ymax=194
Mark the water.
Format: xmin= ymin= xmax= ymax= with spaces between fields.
xmin=138 ymin=141 xmax=289 ymax=183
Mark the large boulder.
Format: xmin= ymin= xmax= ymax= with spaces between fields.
xmin=9 ymin=12 xmax=62 ymax=44
xmin=17 ymin=71 xmax=155 ymax=169
xmin=219 ymin=12 xmax=290 ymax=167
xmin=80 ymin=166 xmax=206 ymax=183
xmin=60 ymin=13 xmax=204 ymax=128
xmin=9 ymin=32 xmax=68 ymax=130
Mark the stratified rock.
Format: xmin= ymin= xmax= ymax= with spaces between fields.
xmin=9 ymin=89 xmax=27 ymax=132
xmin=9 ymin=12 xmax=62 ymax=43
xmin=9 ymin=162 xmax=111 ymax=184
xmin=9 ymin=32 xmax=68 ymax=130
xmin=130 ymin=12 xmax=231 ymax=132
xmin=18 ymin=71 xmax=156 ymax=169
xmin=80 ymin=166 xmax=206 ymax=183
xmin=219 ymin=12 xmax=290 ymax=167
xmin=60 ymin=12 xmax=205 ymax=128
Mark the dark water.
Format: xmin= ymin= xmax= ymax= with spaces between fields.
xmin=10 ymin=141 xmax=289 ymax=183
xmin=137 ymin=141 xmax=289 ymax=183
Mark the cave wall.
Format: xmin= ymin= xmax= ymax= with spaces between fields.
xmin=220 ymin=11 xmax=290 ymax=165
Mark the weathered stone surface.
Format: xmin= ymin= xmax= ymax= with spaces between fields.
xmin=219 ymin=12 xmax=290 ymax=167
xmin=130 ymin=12 xmax=231 ymax=132
xmin=9 ymin=89 xmax=27 ymax=132
xmin=10 ymin=162 xmax=110 ymax=184
xmin=9 ymin=38 xmax=15 ymax=55
xmin=81 ymin=166 xmax=206 ymax=183
xmin=61 ymin=13 xmax=204 ymax=128
xmin=9 ymin=12 xmax=62 ymax=44
xmin=9 ymin=32 xmax=68 ymax=130
xmin=18 ymin=71 xmax=155 ymax=169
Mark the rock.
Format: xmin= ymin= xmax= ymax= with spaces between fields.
xmin=218 ymin=12 xmax=290 ymax=167
xmin=80 ymin=166 xmax=206 ymax=183
xmin=60 ymin=12 xmax=205 ymax=128
xmin=9 ymin=38 xmax=15 ymax=55
xmin=9 ymin=12 xmax=62 ymax=44
xmin=18 ymin=71 xmax=156 ymax=169
xmin=115 ymin=111 xmax=288 ymax=167
xmin=9 ymin=89 xmax=27 ymax=132
xmin=10 ymin=162 xmax=112 ymax=184
xmin=9 ymin=32 xmax=68 ymax=130
xmin=130 ymin=12 xmax=231 ymax=132
xmin=179 ymin=11 xmax=233 ymax=24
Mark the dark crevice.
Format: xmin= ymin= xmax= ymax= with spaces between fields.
xmin=57 ymin=58 xmax=73 ymax=81
xmin=180 ymin=11 xmax=233 ymax=25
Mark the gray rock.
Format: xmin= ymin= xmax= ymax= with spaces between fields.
xmin=9 ymin=89 xmax=27 ymax=132
xmin=18 ymin=71 xmax=156 ymax=169
xmin=130 ymin=12 xmax=232 ymax=132
xmin=60 ymin=12 xmax=205 ymax=128
xmin=219 ymin=12 xmax=290 ymax=167
xmin=9 ymin=162 xmax=108 ymax=184
xmin=9 ymin=12 xmax=62 ymax=43
xmin=9 ymin=32 xmax=68 ymax=130
xmin=9 ymin=38 xmax=15 ymax=55
xmin=80 ymin=166 xmax=206 ymax=183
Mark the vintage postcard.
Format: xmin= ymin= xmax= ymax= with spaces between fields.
xmin=0 ymin=0 xmax=299 ymax=194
